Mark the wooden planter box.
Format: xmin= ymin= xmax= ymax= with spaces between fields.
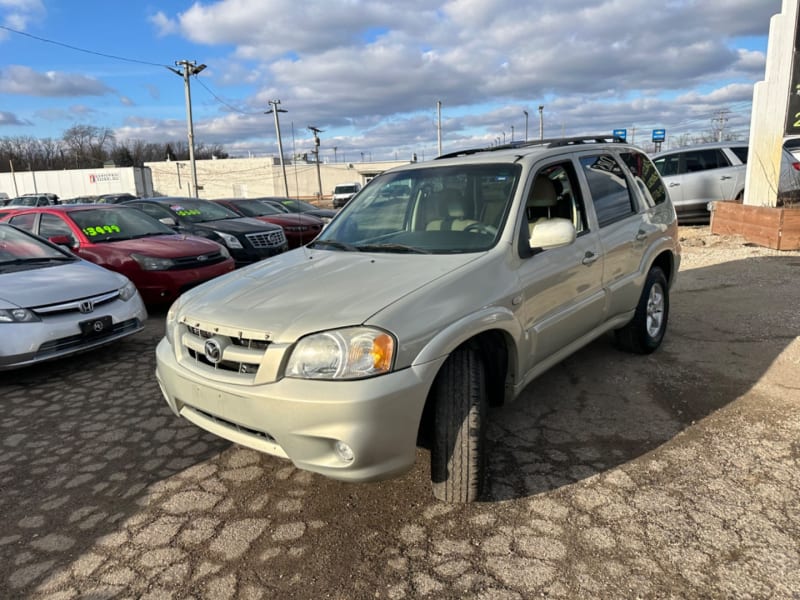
xmin=710 ymin=201 xmax=800 ymax=250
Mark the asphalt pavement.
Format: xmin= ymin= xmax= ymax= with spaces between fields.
xmin=1 ymin=229 xmax=799 ymax=599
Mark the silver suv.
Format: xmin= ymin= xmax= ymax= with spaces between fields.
xmin=156 ymin=136 xmax=681 ymax=503
xmin=652 ymin=141 xmax=800 ymax=223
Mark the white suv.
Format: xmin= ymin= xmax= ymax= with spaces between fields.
xmin=156 ymin=136 xmax=681 ymax=502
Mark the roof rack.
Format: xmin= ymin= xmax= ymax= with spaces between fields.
xmin=435 ymin=135 xmax=626 ymax=160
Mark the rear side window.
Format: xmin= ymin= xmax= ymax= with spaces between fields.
xmin=8 ymin=213 xmax=36 ymax=232
xmin=579 ymin=155 xmax=637 ymax=228
xmin=730 ymin=146 xmax=748 ymax=163
xmin=620 ymin=150 xmax=668 ymax=206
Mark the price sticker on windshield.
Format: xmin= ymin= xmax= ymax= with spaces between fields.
xmin=82 ymin=224 xmax=121 ymax=236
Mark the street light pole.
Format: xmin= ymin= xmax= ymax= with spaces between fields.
xmin=523 ymin=110 xmax=529 ymax=142
xmin=511 ymin=125 xmax=515 ymax=143
xmin=538 ymin=105 xmax=544 ymax=141
xmin=168 ymin=60 xmax=206 ymax=198
xmin=266 ymin=99 xmax=289 ymax=197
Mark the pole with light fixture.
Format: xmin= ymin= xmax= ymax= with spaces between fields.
xmin=538 ymin=105 xmax=544 ymax=141
xmin=167 ymin=60 xmax=206 ymax=198
xmin=523 ymin=110 xmax=529 ymax=142
xmin=266 ymin=99 xmax=289 ymax=197
xmin=308 ymin=125 xmax=324 ymax=200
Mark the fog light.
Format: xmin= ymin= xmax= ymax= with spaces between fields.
xmin=334 ymin=440 xmax=354 ymax=463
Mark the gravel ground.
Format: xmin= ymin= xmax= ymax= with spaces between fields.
xmin=1 ymin=225 xmax=799 ymax=599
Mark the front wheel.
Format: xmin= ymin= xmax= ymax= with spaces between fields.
xmin=431 ymin=345 xmax=487 ymax=503
xmin=615 ymin=266 xmax=669 ymax=354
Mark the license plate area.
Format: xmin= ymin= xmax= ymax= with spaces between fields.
xmin=79 ymin=315 xmax=113 ymax=337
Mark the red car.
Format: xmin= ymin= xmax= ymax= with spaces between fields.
xmin=212 ymin=198 xmax=324 ymax=248
xmin=1 ymin=205 xmax=235 ymax=304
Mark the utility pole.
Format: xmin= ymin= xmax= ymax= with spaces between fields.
xmin=308 ymin=126 xmax=324 ymax=201
xmin=333 ymin=146 xmax=338 ymax=163
xmin=266 ymin=99 xmax=289 ymax=197
xmin=167 ymin=60 xmax=206 ymax=198
xmin=523 ymin=110 xmax=529 ymax=142
xmin=510 ymin=125 xmax=514 ymax=143
xmin=437 ymin=100 xmax=442 ymax=157
xmin=712 ymin=109 xmax=730 ymax=142
xmin=538 ymin=105 xmax=544 ymax=140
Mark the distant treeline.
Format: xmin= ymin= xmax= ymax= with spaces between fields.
xmin=0 ymin=124 xmax=229 ymax=172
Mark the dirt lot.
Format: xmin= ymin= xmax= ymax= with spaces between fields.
xmin=1 ymin=226 xmax=799 ymax=599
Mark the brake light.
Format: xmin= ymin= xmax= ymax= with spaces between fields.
xmin=793 ymin=161 xmax=800 ymax=171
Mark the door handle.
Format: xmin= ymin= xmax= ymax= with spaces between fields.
xmin=669 ymin=182 xmax=680 ymax=187
xmin=582 ymin=252 xmax=598 ymax=266
xmin=720 ymin=175 xmax=732 ymax=180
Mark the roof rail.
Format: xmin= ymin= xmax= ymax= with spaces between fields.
xmin=435 ymin=135 xmax=626 ymax=160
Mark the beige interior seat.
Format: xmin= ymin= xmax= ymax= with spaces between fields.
xmin=527 ymin=176 xmax=559 ymax=235
xmin=426 ymin=189 xmax=477 ymax=231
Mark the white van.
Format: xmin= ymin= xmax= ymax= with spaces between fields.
xmin=332 ymin=182 xmax=361 ymax=208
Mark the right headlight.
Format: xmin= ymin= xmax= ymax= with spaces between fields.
xmin=285 ymin=327 xmax=395 ymax=380
xmin=0 ymin=308 xmax=40 ymax=323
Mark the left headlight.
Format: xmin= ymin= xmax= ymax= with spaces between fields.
xmin=164 ymin=297 xmax=182 ymax=346
xmin=0 ymin=308 xmax=40 ymax=323
xmin=216 ymin=232 xmax=243 ymax=249
xmin=119 ymin=280 xmax=138 ymax=301
xmin=131 ymin=253 xmax=177 ymax=271
xmin=285 ymin=327 xmax=395 ymax=380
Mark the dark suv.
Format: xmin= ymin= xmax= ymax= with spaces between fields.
xmin=124 ymin=197 xmax=288 ymax=266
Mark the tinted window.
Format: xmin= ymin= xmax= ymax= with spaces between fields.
xmin=680 ymin=149 xmax=730 ymax=173
xmin=580 ymin=155 xmax=637 ymax=227
xmin=39 ymin=213 xmax=73 ymax=238
xmin=620 ymin=150 xmax=668 ymax=206
xmin=730 ymin=146 xmax=748 ymax=163
xmin=8 ymin=213 xmax=36 ymax=232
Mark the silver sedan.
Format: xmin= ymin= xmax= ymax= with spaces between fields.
xmin=0 ymin=223 xmax=147 ymax=370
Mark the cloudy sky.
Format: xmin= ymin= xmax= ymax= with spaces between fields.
xmin=0 ymin=0 xmax=786 ymax=161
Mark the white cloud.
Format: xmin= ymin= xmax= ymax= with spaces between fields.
xmin=0 ymin=65 xmax=115 ymax=97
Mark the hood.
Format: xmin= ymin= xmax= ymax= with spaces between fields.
xmin=193 ymin=217 xmax=281 ymax=235
xmin=178 ymin=247 xmax=479 ymax=342
xmin=0 ymin=260 xmax=126 ymax=309
xmin=99 ymin=234 xmax=223 ymax=258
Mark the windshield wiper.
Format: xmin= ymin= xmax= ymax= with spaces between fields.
xmin=0 ymin=256 xmax=73 ymax=265
xmin=354 ymin=243 xmax=431 ymax=254
xmin=308 ymin=240 xmax=360 ymax=252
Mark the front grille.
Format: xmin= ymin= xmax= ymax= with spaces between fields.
xmin=33 ymin=290 xmax=120 ymax=317
xmin=182 ymin=325 xmax=268 ymax=376
xmin=171 ymin=251 xmax=228 ymax=269
xmin=36 ymin=318 xmax=141 ymax=357
xmin=246 ymin=230 xmax=286 ymax=248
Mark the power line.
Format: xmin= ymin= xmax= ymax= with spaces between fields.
xmin=0 ymin=24 xmax=169 ymax=68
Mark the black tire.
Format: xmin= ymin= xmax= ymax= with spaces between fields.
xmin=615 ymin=266 xmax=669 ymax=354
xmin=431 ymin=345 xmax=487 ymax=503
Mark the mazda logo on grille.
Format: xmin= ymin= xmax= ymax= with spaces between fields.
xmin=79 ymin=300 xmax=94 ymax=314
xmin=204 ymin=338 xmax=223 ymax=364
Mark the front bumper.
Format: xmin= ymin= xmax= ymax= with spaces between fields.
xmin=155 ymin=337 xmax=445 ymax=482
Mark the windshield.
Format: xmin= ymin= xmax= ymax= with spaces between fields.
xmin=0 ymin=224 xmax=74 ymax=267
xmin=280 ymin=199 xmax=316 ymax=213
xmin=313 ymin=163 xmax=520 ymax=254
xmin=233 ymin=200 xmax=286 ymax=217
xmin=167 ymin=199 xmax=240 ymax=223
xmin=70 ymin=207 xmax=175 ymax=243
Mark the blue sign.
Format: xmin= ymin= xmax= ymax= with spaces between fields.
xmin=613 ymin=128 xmax=627 ymax=141
xmin=652 ymin=128 xmax=666 ymax=142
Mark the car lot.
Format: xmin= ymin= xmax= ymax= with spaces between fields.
xmin=1 ymin=226 xmax=799 ymax=598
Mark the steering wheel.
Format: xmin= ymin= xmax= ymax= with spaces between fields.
xmin=463 ymin=222 xmax=495 ymax=235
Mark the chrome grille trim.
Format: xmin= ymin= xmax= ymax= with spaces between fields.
xmin=33 ymin=290 xmax=120 ymax=315
xmin=246 ymin=230 xmax=286 ymax=248
xmin=180 ymin=325 xmax=268 ymax=378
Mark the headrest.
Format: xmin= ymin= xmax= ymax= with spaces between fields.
xmin=527 ymin=176 xmax=558 ymax=207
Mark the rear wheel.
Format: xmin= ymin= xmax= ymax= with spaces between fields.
xmin=615 ymin=266 xmax=669 ymax=354
xmin=431 ymin=345 xmax=487 ymax=503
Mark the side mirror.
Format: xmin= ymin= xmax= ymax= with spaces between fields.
xmin=159 ymin=217 xmax=177 ymax=227
xmin=529 ymin=218 xmax=576 ymax=250
xmin=48 ymin=235 xmax=77 ymax=249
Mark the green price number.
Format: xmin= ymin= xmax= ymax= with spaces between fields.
xmin=83 ymin=224 xmax=121 ymax=236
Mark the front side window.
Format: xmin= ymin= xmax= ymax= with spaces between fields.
xmin=620 ymin=150 xmax=668 ymax=206
xmin=580 ymin=154 xmax=637 ymax=228
xmin=525 ymin=162 xmax=588 ymax=238
xmin=39 ymin=213 xmax=74 ymax=239
xmin=315 ymin=164 xmax=521 ymax=254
